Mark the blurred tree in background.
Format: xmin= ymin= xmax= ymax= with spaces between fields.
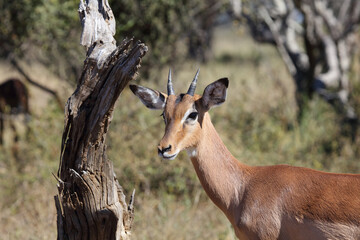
xmin=239 ymin=0 xmax=360 ymax=129
xmin=0 ymin=0 xmax=42 ymax=58
xmin=1 ymin=0 xmax=358 ymax=97
xmin=0 ymin=0 xmax=226 ymax=82
xmin=111 ymin=0 xmax=226 ymax=75
xmin=0 ymin=0 xmax=83 ymax=83
xmin=31 ymin=0 xmax=83 ymax=82
xmin=0 ymin=0 xmax=359 ymax=143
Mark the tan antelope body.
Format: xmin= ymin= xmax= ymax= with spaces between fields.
xmin=130 ymin=70 xmax=360 ymax=240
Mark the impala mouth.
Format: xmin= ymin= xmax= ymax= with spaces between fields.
xmin=159 ymin=152 xmax=178 ymax=160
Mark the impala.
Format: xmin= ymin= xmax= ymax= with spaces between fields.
xmin=0 ymin=78 xmax=30 ymax=145
xmin=130 ymin=69 xmax=360 ymax=240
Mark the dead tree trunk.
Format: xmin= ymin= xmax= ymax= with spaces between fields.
xmin=54 ymin=0 xmax=147 ymax=239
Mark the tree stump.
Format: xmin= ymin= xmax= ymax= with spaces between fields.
xmin=54 ymin=0 xmax=147 ymax=239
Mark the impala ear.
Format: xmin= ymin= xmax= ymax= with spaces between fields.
xmin=129 ymin=84 xmax=167 ymax=110
xmin=200 ymin=78 xmax=229 ymax=111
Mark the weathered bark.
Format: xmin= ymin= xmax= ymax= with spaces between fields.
xmin=55 ymin=0 xmax=147 ymax=239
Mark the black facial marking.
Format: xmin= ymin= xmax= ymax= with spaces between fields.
xmin=176 ymin=94 xmax=185 ymax=104
xmin=160 ymin=112 xmax=166 ymax=124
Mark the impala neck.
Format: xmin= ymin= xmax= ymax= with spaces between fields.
xmin=188 ymin=113 xmax=250 ymax=223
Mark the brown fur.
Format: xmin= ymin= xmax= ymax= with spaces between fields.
xmin=0 ymin=78 xmax=30 ymax=144
xmin=131 ymin=80 xmax=360 ymax=240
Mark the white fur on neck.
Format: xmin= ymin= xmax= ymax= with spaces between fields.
xmin=186 ymin=148 xmax=197 ymax=158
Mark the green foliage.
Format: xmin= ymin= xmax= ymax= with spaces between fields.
xmin=111 ymin=0 xmax=182 ymax=63
xmin=0 ymin=0 xmax=225 ymax=82
xmin=31 ymin=0 xmax=83 ymax=82
xmin=110 ymin=0 xmax=226 ymax=71
xmin=0 ymin=0 xmax=42 ymax=57
xmin=0 ymin=0 xmax=83 ymax=82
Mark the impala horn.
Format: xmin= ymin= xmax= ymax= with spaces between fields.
xmin=186 ymin=68 xmax=200 ymax=96
xmin=167 ymin=68 xmax=175 ymax=96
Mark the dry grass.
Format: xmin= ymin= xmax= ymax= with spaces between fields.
xmin=132 ymin=196 xmax=235 ymax=240
xmin=0 ymin=24 xmax=359 ymax=239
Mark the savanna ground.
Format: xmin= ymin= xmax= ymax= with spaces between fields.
xmin=0 ymin=24 xmax=359 ymax=239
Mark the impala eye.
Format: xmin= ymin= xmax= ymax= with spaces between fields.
xmin=187 ymin=112 xmax=198 ymax=121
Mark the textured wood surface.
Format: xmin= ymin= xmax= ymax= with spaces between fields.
xmin=55 ymin=0 xmax=147 ymax=239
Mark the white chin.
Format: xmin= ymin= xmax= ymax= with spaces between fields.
xmin=160 ymin=153 xmax=178 ymax=160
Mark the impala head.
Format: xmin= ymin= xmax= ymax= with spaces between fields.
xmin=130 ymin=69 xmax=229 ymax=160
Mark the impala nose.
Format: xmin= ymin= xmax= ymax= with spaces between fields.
xmin=158 ymin=145 xmax=172 ymax=155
